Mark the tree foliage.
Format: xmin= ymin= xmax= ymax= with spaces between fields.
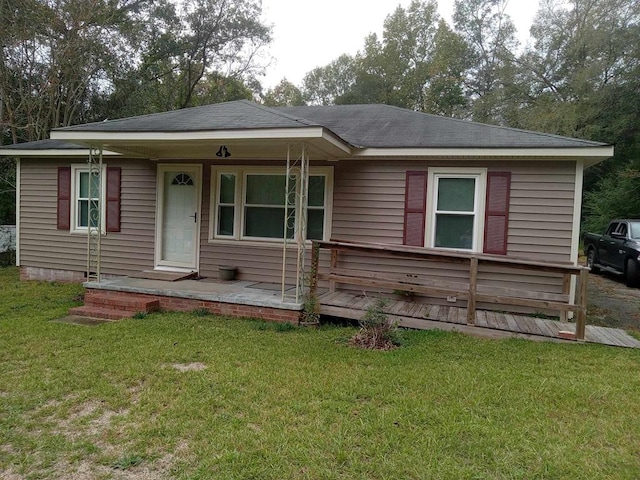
xmin=0 ymin=0 xmax=271 ymax=143
xmin=262 ymin=78 xmax=305 ymax=107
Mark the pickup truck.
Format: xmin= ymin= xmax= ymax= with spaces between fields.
xmin=583 ymin=219 xmax=640 ymax=287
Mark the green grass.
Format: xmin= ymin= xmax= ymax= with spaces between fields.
xmin=1 ymin=267 xmax=640 ymax=479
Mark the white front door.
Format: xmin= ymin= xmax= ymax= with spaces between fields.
xmin=157 ymin=165 xmax=201 ymax=269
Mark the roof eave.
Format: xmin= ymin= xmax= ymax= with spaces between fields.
xmin=50 ymin=126 xmax=352 ymax=159
xmin=0 ymin=148 xmax=122 ymax=157
xmin=350 ymin=146 xmax=614 ymax=166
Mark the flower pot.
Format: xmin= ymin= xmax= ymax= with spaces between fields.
xmin=218 ymin=266 xmax=237 ymax=281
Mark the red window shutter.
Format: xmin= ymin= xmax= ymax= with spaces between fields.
xmin=106 ymin=167 xmax=121 ymax=232
xmin=403 ymin=171 xmax=428 ymax=246
xmin=57 ymin=167 xmax=71 ymax=230
xmin=484 ymin=172 xmax=511 ymax=255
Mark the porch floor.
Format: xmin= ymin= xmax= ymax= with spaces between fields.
xmin=86 ymin=276 xmax=303 ymax=311
xmin=319 ymin=291 xmax=640 ymax=349
xmin=85 ymin=277 xmax=640 ymax=348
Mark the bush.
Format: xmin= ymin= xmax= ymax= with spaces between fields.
xmin=349 ymin=298 xmax=402 ymax=350
xmin=0 ymin=249 xmax=15 ymax=267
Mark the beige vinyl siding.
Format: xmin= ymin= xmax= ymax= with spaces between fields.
xmin=20 ymin=159 xmax=156 ymax=276
xmin=19 ymin=156 xmax=578 ymax=304
xmin=197 ymin=159 xmax=577 ymax=296
xmin=508 ymin=164 xmax=575 ymax=262
xmin=327 ymin=160 xmax=576 ymax=299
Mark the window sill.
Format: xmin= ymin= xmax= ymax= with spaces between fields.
xmin=70 ymin=229 xmax=106 ymax=235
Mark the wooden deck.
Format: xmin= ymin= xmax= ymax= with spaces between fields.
xmin=319 ymin=291 xmax=640 ymax=349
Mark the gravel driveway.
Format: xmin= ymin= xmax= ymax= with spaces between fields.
xmin=587 ymin=270 xmax=640 ymax=331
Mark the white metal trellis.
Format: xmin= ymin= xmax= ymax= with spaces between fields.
xmin=87 ymin=147 xmax=102 ymax=283
xmin=281 ymin=143 xmax=309 ymax=304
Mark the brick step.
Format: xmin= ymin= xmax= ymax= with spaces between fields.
xmin=68 ymin=305 xmax=134 ymax=321
xmin=84 ymin=292 xmax=160 ymax=313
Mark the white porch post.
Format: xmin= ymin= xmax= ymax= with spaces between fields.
xmin=281 ymin=143 xmax=309 ymax=304
xmin=87 ymin=146 xmax=103 ymax=283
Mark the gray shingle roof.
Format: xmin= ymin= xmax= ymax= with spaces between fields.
xmin=58 ymin=100 xmax=315 ymax=133
xmin=278 ymin=104 xmax=606 ymax=148
xmin=44 ymin=100 xmax=608 ymax=149
xmin=0 ymin=139 xmax=89 ymax=150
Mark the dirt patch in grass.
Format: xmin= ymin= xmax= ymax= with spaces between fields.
xmin=170 ymin=362 xmax=207 ymax=372
xmin=4 ymin=399 xmax=179 ymax=479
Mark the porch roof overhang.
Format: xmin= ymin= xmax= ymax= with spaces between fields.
xmin=0 ymin=139 xmax=122 ymax=158
xmin=49 ymin=126 xmax=352 ymax=160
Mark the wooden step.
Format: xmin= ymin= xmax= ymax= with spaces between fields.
xmin=84 ymin=292 xmax=160 ymax=313
xmin=68 ymin=305 xmax=135 ymax=321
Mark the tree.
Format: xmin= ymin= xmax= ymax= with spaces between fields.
xmin=96 ymin=0 xmax=271 ymax=118
xmin=519 ymin=0 xmax=640 ymax=223
xmin=302 ymin=1 xmax=467 ymax=116
xmin=302 ymin=54 xmax=357 ymax=106
xmin=453 ymin=0 xmax=519 ymax=123
xmin=262 ymin=78 xmax=305 ymax=107
xmin=423 ymin=20 xmax=469 ymax=116
xmin=0 ymin=0 xmax=147 ymax=143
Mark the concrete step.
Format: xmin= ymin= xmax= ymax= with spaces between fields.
xmin=84 ymin=291 xmax=160 ymax=313
xmin=68 ymin=305 xmax=135 ymax=321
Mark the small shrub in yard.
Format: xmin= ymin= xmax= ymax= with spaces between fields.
xmin=191 ymin=307 xmax=211 ymax=317
xmin=0 ymin=249 xmax=15 ymax=267
xmin=132 ymin=312 xmax=147 ymax=319
xmin=350 ymin=298 xmax=402 ymax=350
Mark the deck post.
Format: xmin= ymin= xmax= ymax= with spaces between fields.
xmin=560 ymin=273 xmax=571 ymax=322
xmin=309 ymin=241 xmax=320 ymax=298
xmin=467 ymin=257 xmax=478 ymax=325
xmin=575 ymin=268 xmax=588 ymax=340
xmin=329 ymin=248 xmax=338 ymax=293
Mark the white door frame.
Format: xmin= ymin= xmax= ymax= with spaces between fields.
xmin=155 ymin=164 xmax=202 ymax=271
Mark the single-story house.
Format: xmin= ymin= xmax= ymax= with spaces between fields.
xmin=0 ymin=100 xmax=613 ymax=330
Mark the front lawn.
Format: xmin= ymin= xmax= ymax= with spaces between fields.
xmin=1 ymin=267 xmax=639 ymax=479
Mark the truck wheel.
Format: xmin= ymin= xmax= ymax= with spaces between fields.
xmin=587 ymin=249 xmax=600 ymax=274
xmin=626 ymin=259 xmax=640 ymax=288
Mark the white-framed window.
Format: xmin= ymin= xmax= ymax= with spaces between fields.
xmin=426 ymin=168 xmax=487 ymax=252
xmin=71 ymin=164 xmax=106 ymax=233
xmin=210 ymin=167 xmax=333 ymax=242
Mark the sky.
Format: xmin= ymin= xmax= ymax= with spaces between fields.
xmin=259 ymin=0 xmax=540 ymax=90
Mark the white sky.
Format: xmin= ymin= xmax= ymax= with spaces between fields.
xmin=260 ymin=0 xmax=540 ymax=90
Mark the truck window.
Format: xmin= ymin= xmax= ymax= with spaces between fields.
xmin=606 ymin=223 xmax=619 ymax=235
xmin=631 ymin=222 xmax=640 ymax=239
xmin=617 ymin=223 xmax=628 ymax=237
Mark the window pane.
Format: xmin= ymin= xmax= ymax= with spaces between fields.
xmin=219 ymin=174 xmax=235 ymax=204
xmin=79 ymin=172 xmax=89 ymax=198
xmin=308 ymin=176 xmax=325 ymax=207
xmin=307 ymin=209 xmax=324 ymax=240
xmin=245 ymin=207 xmax=293 ymax=238
xmin=78 ymin=200 xmax=88 ymax=227
xmin=217 ymin=206 xmax=234 ymax=236
xmin=246 ymin=175 xmax=287 ymax=205
xmin=437 ymin=178 xmax=475 ymax=212
xmin=435 ymin=214 xmax=474 ymax=249
xmin=89 ymin=200 xmax=99 ymax=227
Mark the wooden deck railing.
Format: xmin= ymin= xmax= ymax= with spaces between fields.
xmin=310 ymin=240 xmax=589 ymax=340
